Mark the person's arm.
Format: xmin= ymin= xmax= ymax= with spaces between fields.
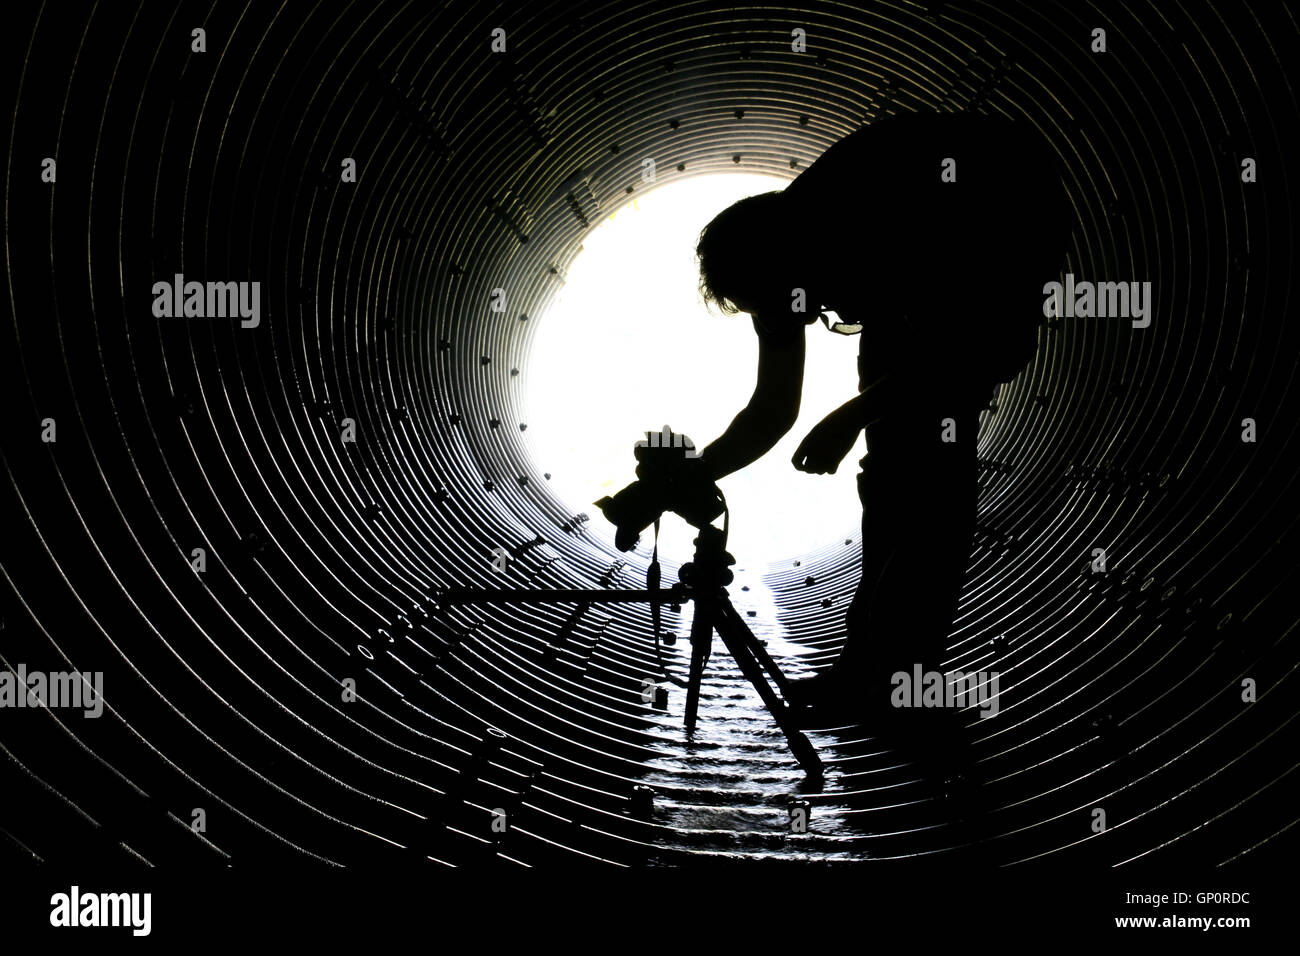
xmin=832 ymin=373 xmax=892 ymax=428
xmin=790 ymin=374 xmax=892 ymax=474
xmin=699 ymin=316 xmax=805 ymax=481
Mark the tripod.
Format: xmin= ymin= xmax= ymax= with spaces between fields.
xmin=432 ymin=522 xmax=823 ymax=780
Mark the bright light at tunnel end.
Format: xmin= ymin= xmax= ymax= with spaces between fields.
xmin=525 ymin=173 xmax=864 ymax=567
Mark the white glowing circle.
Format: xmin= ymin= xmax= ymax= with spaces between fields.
xmin=525 ymin=173 xmax=864 ymax=567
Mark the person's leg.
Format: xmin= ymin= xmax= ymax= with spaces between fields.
xmin=842 ymin=456 xmax=976 ymax=710
xmin=784 ymin=455 xmax=877 ymax=709
xmin=791 ymin=408 xmax=978 ymax=716
xmin=865 ymin=482 xmax=975 ymax=702
xmin=835 ymin=450 xmax=901 ymax=681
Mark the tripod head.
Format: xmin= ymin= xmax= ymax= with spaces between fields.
xmin=677 ymin=524 xmax=736 ymax=593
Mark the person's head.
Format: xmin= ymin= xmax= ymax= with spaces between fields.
xmin=695 ymin=190 xmax=796 ymax=316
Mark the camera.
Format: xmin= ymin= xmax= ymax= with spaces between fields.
xmin=594 ymin=426 xmax=725 ymax=550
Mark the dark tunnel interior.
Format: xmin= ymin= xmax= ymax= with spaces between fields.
xmin=1 ymin=0 xmax=1298 ymax=875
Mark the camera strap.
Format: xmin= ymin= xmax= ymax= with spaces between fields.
xmin=648 ymin=516 xmax=664 ymax=674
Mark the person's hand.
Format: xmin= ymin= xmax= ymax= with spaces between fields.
xmin=792 ymin=407 xmax=860 ymax=474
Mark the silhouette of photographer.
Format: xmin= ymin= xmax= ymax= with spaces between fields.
xmin=693 ymin=112 xmax=1071 ymax=730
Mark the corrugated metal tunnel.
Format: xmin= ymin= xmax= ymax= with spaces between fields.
xmin=1 ymin=0 xmax=1297 ymax=871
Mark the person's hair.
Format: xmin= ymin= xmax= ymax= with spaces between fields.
xmin=695 ymin=190 xmax=788 ymax=315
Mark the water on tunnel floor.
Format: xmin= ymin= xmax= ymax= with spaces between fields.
xmin=636 ymin=571 xmax=877 ymax=863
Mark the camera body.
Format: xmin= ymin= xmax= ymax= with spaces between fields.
xmin=594 ymin=426 xmax=724 ymax=550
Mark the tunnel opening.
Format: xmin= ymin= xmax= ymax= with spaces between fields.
xmin=524 ymin=170 xmax=864 ymax=569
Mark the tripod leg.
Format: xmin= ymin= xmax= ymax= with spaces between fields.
xmin=720 ymin=602 xmax=796 ymax=698
xmin=714 ymin=610 xmax=823 ymax=780
xmin=724 ymin=635 xmax=786 ymax=716
xmin=683 ymin=597 xmax=715 ymax=732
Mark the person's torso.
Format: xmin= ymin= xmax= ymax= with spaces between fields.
xmin=778 ymin=112 xmax=1061 ymax=408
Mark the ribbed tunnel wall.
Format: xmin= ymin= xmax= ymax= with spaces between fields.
xmin=2 ymin=0 xmax=1297 ymax=870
